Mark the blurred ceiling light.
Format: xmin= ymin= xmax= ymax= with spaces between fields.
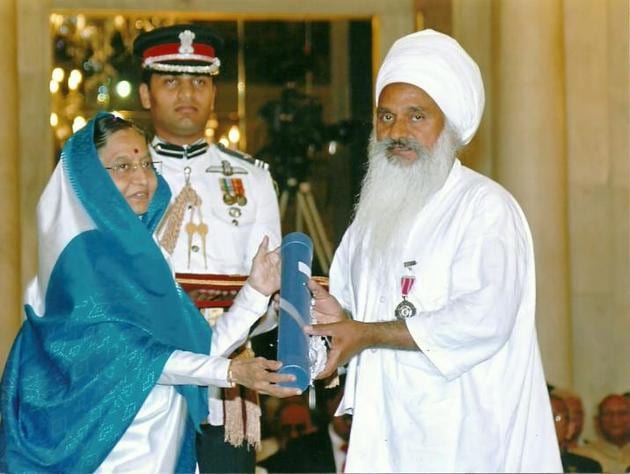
xmin=228 ymin=125 xmax=241 ymax=144
xmin=76 ymin=15 xmax=86 ymax=31
xmin=328 ymin=140 xmax=337 ymax=155
xmin=50 ymin=14 xmax=63 ymax=28
xmin=72 ymin=116 xmax=87 ymax=132
xmin=56 ymin=126 xmax=71 ymax=141
xmin=68 ymin=69 xmax=83 ymax=90
xmin=115 ymin=80 xmax=132 ymax=98
xmin=50 ymin=113 xmax=59 ymax=127
xmin=114 ymin=15 xmax=125 ymax=29
xmin=52 ymin=67 xmax=65 ymax=83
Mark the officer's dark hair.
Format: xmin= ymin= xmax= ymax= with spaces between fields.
xmin=140 ymin=68 xmax=216 ymax=87
xmin=141 ymin=68 xmax=153 ymax=86
xmin=94 ymin=114 xmax=148 ymax=150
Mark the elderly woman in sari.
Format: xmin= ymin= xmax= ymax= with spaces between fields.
xmin=1 ymin=113 xmax=299 ymax=472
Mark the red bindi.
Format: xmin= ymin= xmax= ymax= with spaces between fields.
xmin=133 ymin=148 xmax=139 ymax=154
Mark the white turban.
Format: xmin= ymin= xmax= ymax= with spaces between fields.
xmin=375 ymin=29 xmax=485 ymax=145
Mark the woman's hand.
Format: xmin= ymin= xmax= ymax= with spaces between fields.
xmin=247 ymin=236 xmax=280 ymax=296
xmin=229 ymin=357 xmax=301 ymax=397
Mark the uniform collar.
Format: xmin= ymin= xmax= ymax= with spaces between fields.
xmin=151 ymin=137 xmax=209 ymax=159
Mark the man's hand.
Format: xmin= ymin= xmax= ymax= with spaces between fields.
xmin=304 ymin=320 xmax=368 ymax=379
xmin=307 ymin=279 xmax=348 ymax=324
xmin=229 ymin=357 xmax=302 ymax=398
xmin=247 ymin=236 xmax=280 ymax=296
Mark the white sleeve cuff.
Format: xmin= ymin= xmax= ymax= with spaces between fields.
xmin=232 ymin=282 xmax=270 ymax=314
xmin=158 ymin=350 xmax=233 ymax=387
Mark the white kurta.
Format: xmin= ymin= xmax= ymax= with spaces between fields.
xmin=331 ymin=160 xmax=562 ymax=473
xmin=97 ymin=284 xmax=269 ymax=473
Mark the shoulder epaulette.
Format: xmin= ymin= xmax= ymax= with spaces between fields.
xmin=216 ymin=142 xmax=270 ymax=171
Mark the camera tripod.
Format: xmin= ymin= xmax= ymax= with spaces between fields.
xmin=279 ymin=177 xmax=333 ymax=274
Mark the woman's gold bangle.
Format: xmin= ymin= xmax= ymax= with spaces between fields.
xmin=227 ymin=361 xmax=236 ymax=388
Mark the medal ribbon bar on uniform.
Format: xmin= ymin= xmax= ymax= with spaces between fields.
xmin=152 ymin=140 xmax=209 ymax=159
xmin=232 ymin=178 xmax=245 ymax=197
xmin=220 ymin=178 xmax=233 ymax=195
xmin=232 ymin=178 xmax=247 ymax=206
xmin=220 ymin=178 xmax=236 ymax=205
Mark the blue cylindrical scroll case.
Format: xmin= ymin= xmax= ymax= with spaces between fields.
xmin=277 ymin=232 xmax=313 ymax=392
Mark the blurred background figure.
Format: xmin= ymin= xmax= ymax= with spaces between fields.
xmin=258 ymin=377 xmax=351 ymax=473
xmin=257 ymin=395 xmax=317 ymax=472
xmin=552 ymin=388 xmax=586 ymax=450
xmin=276 ymin=398 xmax=318 ymax=449
xmin=565 ymin=393 xmax=587 ymax=450
xmin=549 ymin=393 xmax=602 ymax=473
xmin=573 ymin=394 xmax=630 ymax=473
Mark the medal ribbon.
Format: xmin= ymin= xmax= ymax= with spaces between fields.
xmin=400 ymin=275 xmax=415 ymax=297
xmin=232 ymin=178 xmax=245 ymax=199
xmin=220 ymin=178 xmax=229 ymax=194
xmin=220 ymin=178 xmax=237 ymax=195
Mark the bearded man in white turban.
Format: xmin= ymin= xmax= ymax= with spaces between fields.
xmin=305 ymin=29 xmax=562 ymax=473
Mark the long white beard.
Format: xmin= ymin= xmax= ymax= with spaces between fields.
xmin=353 ymin=127 xmax=459 ymax=268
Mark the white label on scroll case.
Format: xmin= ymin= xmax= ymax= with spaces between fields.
xmin=298 ymin=261 xmax=311 ymax=278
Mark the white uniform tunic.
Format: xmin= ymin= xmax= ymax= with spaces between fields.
xmin=331 ymin=160 xmax=562 ymax=473
xmin=153 ymin=140 xmax=281 ymax=274
xmin=153 ymin=140 xmax=281 ymax=427
xmin=97 ymin=284 xmax=269 ymax=472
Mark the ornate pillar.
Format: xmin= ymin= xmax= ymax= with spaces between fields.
xmin=452 ymin=0 xmax=493 ymax=176
xmin=0 ymin=0 xmax=21 ymax=368
xmin=493 ymin=0 xmax=571 ymax=386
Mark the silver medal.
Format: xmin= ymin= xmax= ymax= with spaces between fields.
xmin=395 ymin=299 xmax=416 ymax=320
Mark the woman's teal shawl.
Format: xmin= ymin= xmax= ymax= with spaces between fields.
xmin=1 ymin=113 xmax=211 ymax=472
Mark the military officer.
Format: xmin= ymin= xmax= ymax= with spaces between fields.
xmin=134 ymin=24 xmax=281 ymax=473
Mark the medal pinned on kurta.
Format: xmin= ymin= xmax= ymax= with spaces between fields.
xmin=395 ymin=260 xmax=417 ymax=320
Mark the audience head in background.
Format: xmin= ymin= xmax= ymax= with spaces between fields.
xmin=275 ymin=396 xmax=316 ymax=449
xmin=596 ymin=394 xmax=630 ymax=448
xmin=550 ymin=394 xmax=570 ymax=450
xmin=552 ymin=388 xmax=585 ymax=448
xmin=549 ymin=393 xmax=604 ymax=473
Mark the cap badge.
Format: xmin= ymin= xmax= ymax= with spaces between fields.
xmin=178 ymin=30 xmax=195 ymax=55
